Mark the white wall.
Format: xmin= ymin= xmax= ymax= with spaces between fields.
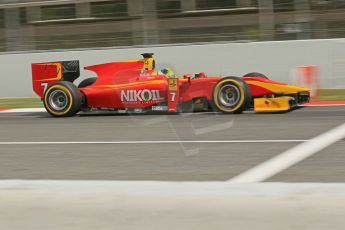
xmin=1 ymin=39 xmax=344 ymax=98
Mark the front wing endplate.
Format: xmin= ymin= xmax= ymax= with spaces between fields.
xmin=254 ymin=96 xmax=293 ymax=112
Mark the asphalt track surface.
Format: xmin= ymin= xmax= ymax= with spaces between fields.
xmin=0 ymin=106 xmax=344 ymax=182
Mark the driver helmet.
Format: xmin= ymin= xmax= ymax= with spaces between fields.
xmin=160 ymin=68 xmax=175 ymax=78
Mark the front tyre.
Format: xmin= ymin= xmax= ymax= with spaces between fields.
xmin=242 ymin=72 xmax=268 ymax=79
xmin=43 ymin=81 xmax=82 ymax=117
xmin=212 ymin=77 xmax=251 ymax=114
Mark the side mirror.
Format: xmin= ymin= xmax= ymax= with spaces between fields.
xmin=183 ymin=74 xmax=192 ymax=83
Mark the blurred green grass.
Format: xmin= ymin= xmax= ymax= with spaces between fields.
xmin=0 ymin=89 xmax=344 ymax=108
xmin=311 ymin=89 xmax=345 ymax=101
xmin=0 ymin=98 xmax=43 ymax=108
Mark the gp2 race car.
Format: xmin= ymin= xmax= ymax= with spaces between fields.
xmin=32 ymin=53 xmax=310 ymax=117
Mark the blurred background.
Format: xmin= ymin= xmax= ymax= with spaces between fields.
xmin=0 ymin=0 xmax=345 ymax=52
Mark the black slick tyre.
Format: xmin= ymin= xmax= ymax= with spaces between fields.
xmin=211 ymin=76 xmax=251 ymax=114
xmin=43 ymin=81 xmax=82 ymax=117
xmin=242 ymin=72 xmax=268 ymax=79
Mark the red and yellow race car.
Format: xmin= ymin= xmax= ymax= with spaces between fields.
xmin=32 ymin=53 xmax=310 ymax=117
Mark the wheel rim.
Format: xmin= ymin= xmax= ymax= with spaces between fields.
xmin=49 ymin=90 xmax=69 ymax=111
xmin=218 ymin=84 xmax=240 ymax=108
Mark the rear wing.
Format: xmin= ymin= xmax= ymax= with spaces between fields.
xmin=32 ymin=60 xmax=80 ymax=98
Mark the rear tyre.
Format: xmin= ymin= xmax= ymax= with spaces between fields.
xmin=243 ymin=72 xmax=268 ymax=79
xmin=43 ymin=81 xmax=82 ymax=117
xmin=211 ymin=77 xmax=251 ymax=114
xmin=78 ymin=77 xmax=97 ymax=88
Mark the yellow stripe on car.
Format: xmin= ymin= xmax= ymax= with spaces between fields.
xmin=93 ymin=80 xmax=166 ymax=89
xmin=246 ymin=80 xmax=310 ymax=94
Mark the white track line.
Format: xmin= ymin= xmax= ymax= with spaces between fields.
xmin=0 ymin=140 xmax=307 ymax=145
xmin=0 ymin=104 xmax=344 ymax=114
xmin=1 ymin=180 xmax=345 ymax=193
xmin=303 ymin=104 xmax=345 ymax=107
xmin=0 ymin=108 xmax=45 ymax=113
xmin=229 ymin=122 xmax=345 ymax=183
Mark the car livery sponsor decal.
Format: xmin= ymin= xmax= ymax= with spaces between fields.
xmin=168 ymin=78 xmax=178 ymax=90
xmin=152 ymin=105 xmax=168 ymax=111
xmin=121 ymin=89 xmax=164 ymax=102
